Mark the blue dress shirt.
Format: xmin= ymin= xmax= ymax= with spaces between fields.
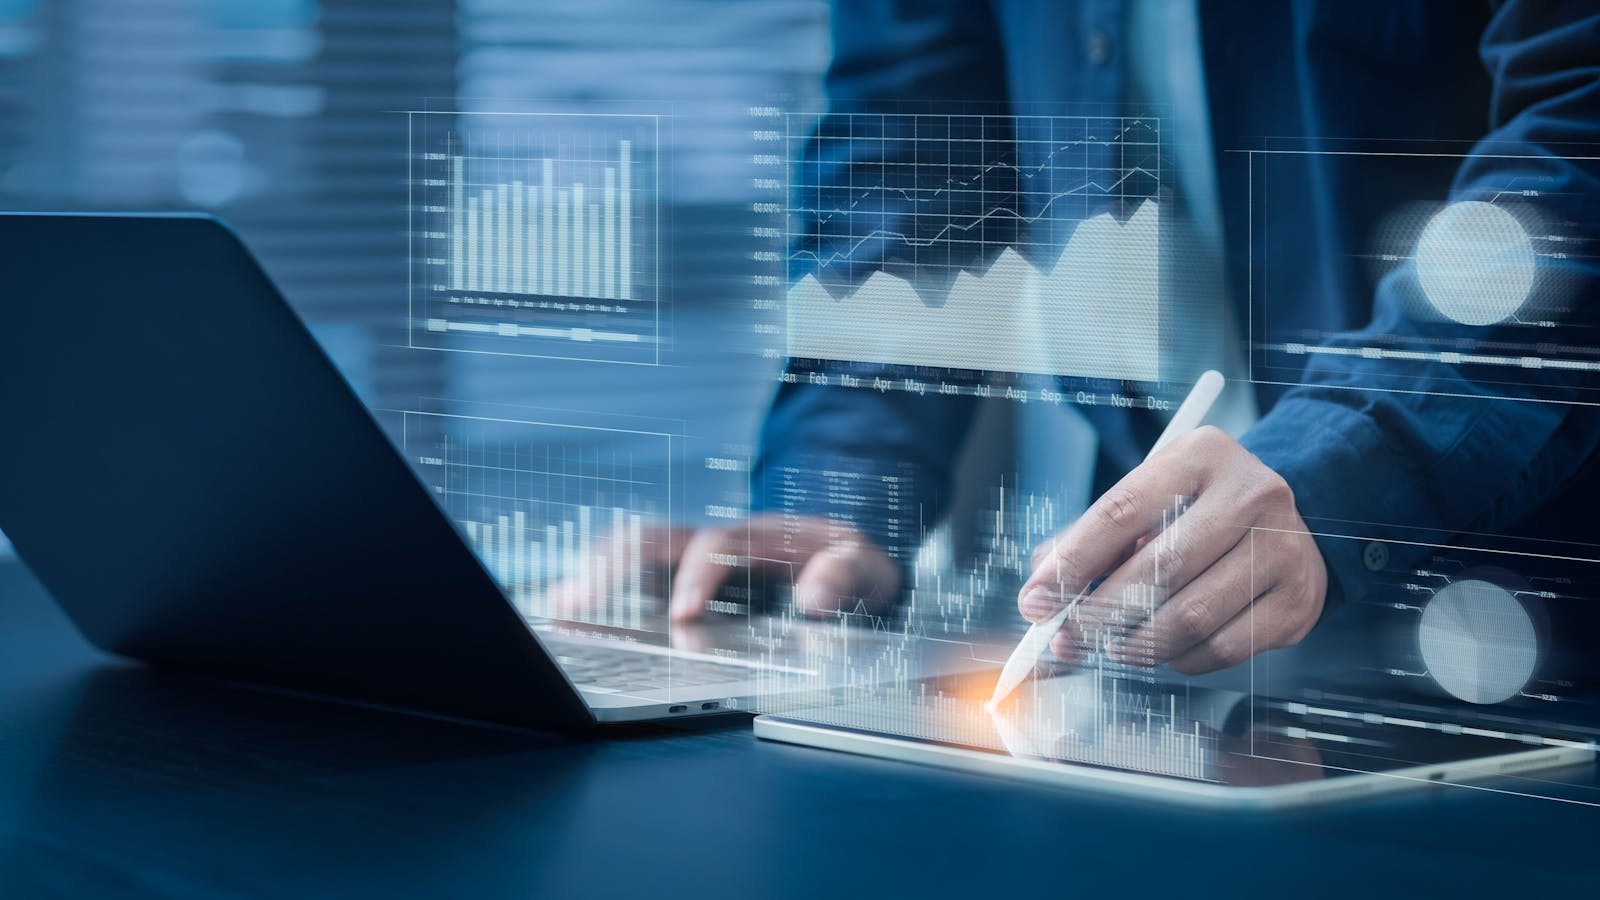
xmin=754 ymin=0 xmax=1600 ymax=610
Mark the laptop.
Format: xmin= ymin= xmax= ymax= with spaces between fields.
xmin=0 ymin=211 xmax=928 ymax=728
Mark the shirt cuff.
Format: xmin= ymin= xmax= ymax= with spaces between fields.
xmin=1240 ymin=397 xmax=1413 ymax=613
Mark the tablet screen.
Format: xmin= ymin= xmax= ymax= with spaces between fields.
xmin=781 ymin=670 xmax=1589 ymax=787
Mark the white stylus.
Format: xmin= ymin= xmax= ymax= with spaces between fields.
xmin=986 ymin=370 xmax=1226 ymax=710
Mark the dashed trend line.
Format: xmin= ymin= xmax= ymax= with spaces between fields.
xmin=800 ymin=119 xmax=1158 ymax=230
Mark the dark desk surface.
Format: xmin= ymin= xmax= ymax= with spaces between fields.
xmin=1 ymin=560 xmax=1596 ymax=898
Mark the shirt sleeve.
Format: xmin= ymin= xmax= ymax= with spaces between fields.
xmin=751 ymin=0 xmax=1016 ymax=568
xmin=1242 ymin=0 xmax=1600 ymax=606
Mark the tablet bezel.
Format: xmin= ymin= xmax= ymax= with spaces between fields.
xmin=753 ymin=714 xmax=1595 ymax=809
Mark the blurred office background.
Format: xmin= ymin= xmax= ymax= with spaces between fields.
xmin=0 ymin=0 xmax=830 ymax=558
xmin=0 ymin=0 xmax=1076 ymax=573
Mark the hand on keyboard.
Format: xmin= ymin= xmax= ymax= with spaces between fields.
xmin=547 ymin=513 xmax=900 ymax=624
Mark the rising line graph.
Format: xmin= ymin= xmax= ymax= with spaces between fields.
xmin=785 ymin=112 xmax=1163 ymax=381
xmin=790 ymin=114 xmax=1158 ymax=273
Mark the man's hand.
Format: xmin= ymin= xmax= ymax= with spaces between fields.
xmin=668 ymin=513 xmax=900 ymax=622
xmin=550 ymin=513 xmax=900 ymax=624
xmin=1017 ymin=426 xmax=1326 ymax=675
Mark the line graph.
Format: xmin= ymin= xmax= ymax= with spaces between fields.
xmin=785 ymin=112 xmax=1163 ymax=380
xmin=797 ymin=119 xmax=1156 ymax=219
xmin=793 ymin=164 xmax=1160 ymax=267
xmin=790 ymin=202 xmax=1159 ymax=379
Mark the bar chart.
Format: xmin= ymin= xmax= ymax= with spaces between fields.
xmin=403 ymin=411 xmax=672 ymax=629
xmin=448 ymin=141 xmax=634 ymax=301
xmin=462 ymin=504 xmax=646 ymax=627
xmin=409 ymin=110 xmax=659 ymax=364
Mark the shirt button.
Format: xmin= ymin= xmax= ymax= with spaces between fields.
xmin=1086 ymin=30 xmax=1111 ymax=65
xmin=1361 ymin=541 xmax=1389 ymax=572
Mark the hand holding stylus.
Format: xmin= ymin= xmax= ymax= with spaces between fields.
xmin=996 ymin=372 xmax=1327 ymax=705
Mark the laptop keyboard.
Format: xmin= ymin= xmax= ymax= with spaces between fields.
xmin=549 ymin=642 xmax=754 ymax=695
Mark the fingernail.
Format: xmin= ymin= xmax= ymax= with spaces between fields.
xmin=667 ymin=581 xmax=697 ymax=616
xmin=1020 ymin=586 xmax=1059 ymax=621
xmin=1109 ymin=641 xmax=1148 ymax=667
xmin=1049 ymin=628 xmax=1078 ymax=663
xmin=794 ymin=584 xmax=835 ymax=614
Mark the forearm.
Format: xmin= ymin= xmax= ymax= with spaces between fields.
xmin=756 ymin=0 xmax=1011 ymax=562
xmin=751 ymin=377 xmax=978 ymax=567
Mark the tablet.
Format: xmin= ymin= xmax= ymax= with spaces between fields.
xmin=753 ymin=671 xmax=1595 ymax=808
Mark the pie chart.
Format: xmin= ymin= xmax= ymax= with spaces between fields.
xmin=1414 ymin=200 xmax=1536 ymax=326
xmin=1417 ymin=578 xmax=1539 ymax=704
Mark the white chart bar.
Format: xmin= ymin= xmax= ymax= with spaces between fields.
xmin=477 ymin=189 xmax=495 ymax=291
xmin=578 ymin=504 xmax=594 ymax=623
xmin=602 ymin=168 xmax=616 ymax=300
xmin=572 ymin=183 xmax=586 ymax=299
xmin=524 ymin=184 xmax=540 ymax=294
xmin=561 ymin=518 xmax=576 ymax=617
xmin=495 ymin=184 xmax=509 ymax=292
xmin=556 ymin=190 xmax=570 ymax=297
xmin=510 ymin=181 xmax=525 ymax=294
xmin=610 ymin=507 xmax=625 ymax=627
xmin=540 ymin=158 xmax=555 ymax=295
xmin=450 ymin=155 xmax=465 ymax=290
xmin=545 ymin=525 xmax=560 ymax=617
xmin=496 ymin=515 xmax=511 ymax=585
xmin=587 ymin=202 xmax=600 ymax=301
xmin=628 ymin=513 xmax=641 ymax=629
xmin=526 ymin=528 xmax=542 ymax=617
xmin=467 ymin=196 xmax=476 ymax=291
xmin=619 ymin=140 xmax=632 ymax=300
xmin=512 ymin=510 xmax=526 ymax=592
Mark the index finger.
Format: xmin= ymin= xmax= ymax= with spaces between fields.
xmin=1017 ymin=452 xmax=1202 ymax=619
xmin=667 ymin=515 xmax=832 ymax=622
